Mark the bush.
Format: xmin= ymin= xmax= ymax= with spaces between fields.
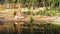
xmin=36 ymin=10 xmax=42 ymax=15
xmin=36 ymin=10 xmax=57 ymax=16
xmin=22 ymin=11 xmax=31 ymax=15
xmin=14 ymin=11 xmax=16 ymax=15
xmin=27 ymin=11 xmax=31 ymax=15
xmin=30 ymin=16 xmax=33 ymax=23
xmin=28 ymin=16 xmax=34 ymax=28
xmin=35 ymin=9 xmax=60 ymax=16
xmin=22 ymin=11 xmax=27 ymax=15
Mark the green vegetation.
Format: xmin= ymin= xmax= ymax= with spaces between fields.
xmin=35 ymin=9 xmax=60 ymax=16
xmin=36 ymin=10 xmax=42 ymax=15
xmin=28 ymin=16 xmax=34 ymax=28
xmin=27 ymin=11 xmax=31 ymax=15
xmin=22 ymin=11 xmax=31 ymax=15
xmin=14 ymin=11 xmax=16 ymax=15
xmin=22 ymin=9 xmax=60 ymax=16
xmin=0 ymin=0 xmax=60 ymax=34
xmin=22 ymin=11 xmax=27 ymax=15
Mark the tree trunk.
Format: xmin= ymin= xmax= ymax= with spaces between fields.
xmin=59 ymin=2 xmax=60 ymax=8
xmin=43 ymin=0 xmax=45 ymax=7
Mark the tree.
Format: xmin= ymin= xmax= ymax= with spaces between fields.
xmin=0 ymin=0 xmax=2 ymax=4
xmin=0 ymin=0 xmax=5 ymax=4
xmin=13 ymin=0 xmax=18 ymax=8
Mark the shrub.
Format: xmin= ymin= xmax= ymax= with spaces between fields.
xmin=45 ymin=6 xmax=49 ymax=11
xmin=22 ymin=11 xmax=27 ymax=15
xmin=36 ymin=10 xmax=42 ymax=15
xmin=36 ymin=11 xmax=40 ymax=15
xmin=38 ymin=10 xmax=57 ymax=16
xmin=30 ymin=16 xmax=33 ymax=23
xmin=27 ymin=11 xmax=31 ymax=15
xmin=28 ymin=16 xmax=34 ymax=28
xmin=14 ymin=11 xmax=16 ymax=15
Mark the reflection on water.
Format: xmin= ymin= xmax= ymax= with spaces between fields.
xmin=0 ymin=22 xmax=60 ymax=34
xmin=0 ymin=19 xmax=4 ymax=25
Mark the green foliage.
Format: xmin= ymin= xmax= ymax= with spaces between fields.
xmin=7 ymin=0 xmax=13 ymax=3
xmin=14 ymin=11 xmax=16 ymax=15
xmin=22 ymin=11 xmax=27 ymax=15
xmin=0 ymin=0 xmax=2 ymax=3
xmin=22 ymin=11 xmax=31 ymax=15
xmin=28 ymin=16 xmax=34 ymax=28
xmin=13 ymin=0 xmax=17 ymax=3
xmin=0 ymin=0 xmax=5 ymax=4
xmin=30 ymin=16 xmax=33 ymax=23
xmin=36 ymin=11 xmax=40 ymax=15
xmin=22 ymin=10 xmax=60 ymax=16
xmin=36 ymin=10 xmax=51 ymax=16
xmin=36 ymin=10 xmax=42 ymax=15
xmin=27 ymin=11 xmax=31 ymax=15
xmin=36 ymin=9 xmax=60 ymax=16
xmin=28 ymin=6 xmax=31 ymax=9
xmin=45 ymin=6 xmax=49 ymax=11
xmin=58 ymin=8 xmax=60 ymax=12
xmin=22 ymin=9 xmax=60 ymax=16
xmin=37 ymin=23 xmax=60 ymax=30
xmin=19 ymin=0 xmax=27 ymax=4
xmin=26 ymin=0 xmax=36 ymax=3
xmin=47 ymin=0 xmax=53 ymax=2
xmin=0 ymin=0 xmax=2 ymax=2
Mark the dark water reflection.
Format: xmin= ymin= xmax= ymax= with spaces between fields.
xmin=0 ymin=28 xmax=60 ymax=34
xmin=0 ymin=22 xmax=60 ymax=34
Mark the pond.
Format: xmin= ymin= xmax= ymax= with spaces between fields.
xmin=0 ymin=22 xmax=60 ymax=34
